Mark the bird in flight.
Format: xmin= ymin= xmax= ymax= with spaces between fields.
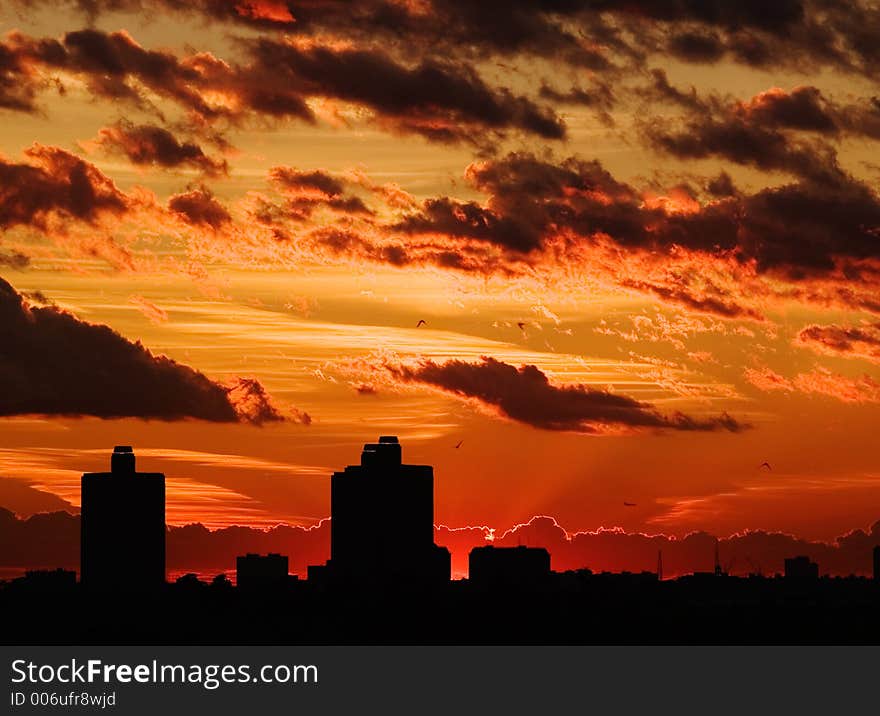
xmin=516 ymin=321 xmax=526 ymax=331
xmin=454 ymin=440 xmax=464 ymax=449
xmin=623 ymin=501 xmax=637 ymax=507
xmin=759 ymin=461 xmax=772 ymax=471
xmin=416 ymin=319 xmax=427 ymax=327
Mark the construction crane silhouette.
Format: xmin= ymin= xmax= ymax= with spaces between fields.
xmin=746 ymin=555 xmax=764 ymax=577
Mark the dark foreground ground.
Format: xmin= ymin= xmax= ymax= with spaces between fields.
xmin=4 ymin=572 xmax=880 ymax=644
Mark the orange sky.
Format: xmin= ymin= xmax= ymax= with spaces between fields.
xmin=3 ymin=0 xmax=880 ymax=548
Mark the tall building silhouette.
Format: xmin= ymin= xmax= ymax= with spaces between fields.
xmin=327 ymin=436 xmax=450 ymax=585
xmin=80 ymin=446 xmax=165 ymax=589
xmin=873 ymin=546 xmax=880 ymax=581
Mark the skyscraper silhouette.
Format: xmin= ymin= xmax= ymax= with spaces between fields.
xmin=80 ymin=446 xmax=165 ymax=589
xmin=327 ymin=436 xmax=450 ymax=585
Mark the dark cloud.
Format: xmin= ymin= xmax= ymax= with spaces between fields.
xmin=5 ymin=28 xmax=219 ymax=118
xmin=666 ymin=30 xmax=726 ymax=63
xmin=538 ymin=82 xmax=614 ymax=109
xmin=742 ymin=86 xmax=837 ymax=132
xmin=644 ymin=112 xmax=845 ymax=185
xmin=0 ymin=276 xmax=284 ymax=423
xmin=269 ymin=167 xmax=347 ymax=197
xmin=0 ymin=41 xmax=42 ymax=111
xmin=1 ymin=28 xmax=566 ymax=145
xmin=0 ymin=251 xmax=30 ymax=269
xmin=394 ymin=152 xmax=880 ymax=281
xmin=737 ymin=178 xmax=880 ymax=274
xmin=396 ymin=197 xmax=543 ymax=253
xmin=267 ymin=166 xmax=373 ymax=219
xmin=643 ymin=84 xmax=880 ymax=184
xmin=705 ymin=171 xmax=738 ymax=198
xmin=796 ymin=322 xmax=880 ymax=363
xmin=538 ymin=81 xmax=616 ymax=125
xmin=395 ymin=153 xmax=653 ymax=254
xmin=16 ymin=0 xmax=880 ymax=82
xmin=0 ymin=144 xmax=131 ymax=231
xmin=640 ymin=68 xmax=703 ymax=111
xmin=15 ymin=0 xmax=619 ymax=70
xmin=168 ymin=186 xmax=231 ymax=229
xmin=386 ymin=356 xmax=746 ymax=434
xmin=244 ymin=39 xmax=566 ymax=143
xmin=90 ymin=121 xmax=228 ymax=176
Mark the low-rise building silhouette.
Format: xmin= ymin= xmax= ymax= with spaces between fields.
xmin=236 ymin=553 xmax=289 ymax=590
xmin=324 ymin=436 xmax=450 ymax=586
xmin=469 ymin=546 xmax=551 ymax=588
xmin=16 ymin=568 xmax=77 ymax=591
xmin=80 ymin=446 xmax=165 ymax=590
xmin=784 ymin=556 xmax=819 ymax=579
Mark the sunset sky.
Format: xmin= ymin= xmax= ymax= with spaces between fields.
xmin=3 ymin=0 xmax=880 ymax=564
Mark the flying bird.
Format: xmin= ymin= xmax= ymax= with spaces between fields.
xmin=759 ymin=462 xmax=772 ymax=471
xmin=454 ymin=440 xmax=464 ymax=449
xmin=416 ymin=319 xmax=427 ymax=327
xmin=516 ymin=321 xmax=526 ymax=331
xmin=623 ymin=501 xmax=637 ymax=507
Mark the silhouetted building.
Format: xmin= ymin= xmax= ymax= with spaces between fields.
xmin=80 ymin=446 xmax=165 ymax=590
xmin=469 ymin=546 xmax=551 ymax=588
xmin=237 ymin=553 xmax=289 ymax=590
xmin=307 ymin=563 xmax=330 ymax=586
xmin=326 ymin=436 xmax=450 ymax=585
xmin=16 ymin=568 xmax=77 ymax=591
xmin=874 ymin=546 xmax=880 ymax=581
xmin=784 ymin=556 xmax=819 ymax=579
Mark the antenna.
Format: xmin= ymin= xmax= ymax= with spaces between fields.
xmin=714 ymin=537 xmax=723 ymax=577
xmin=657 ymin=549 xmax=663 ymax=581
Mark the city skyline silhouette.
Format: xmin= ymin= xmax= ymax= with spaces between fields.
xmin=3 ymin=438 xmax=880 ymax=645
